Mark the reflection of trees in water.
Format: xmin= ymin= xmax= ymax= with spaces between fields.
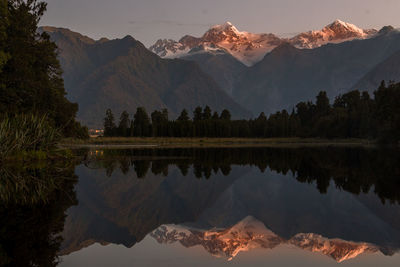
xmin=85 ymin=147 xmax=400 ymax=204
xmin=0 ymin=162 xmax=78 ymax=266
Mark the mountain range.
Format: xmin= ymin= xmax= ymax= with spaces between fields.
xmin=41 ymin=20 xmax=400 ymax=127
xmin=233 ymin=28 xmax=400 ymax=114
xmin=40 ymin=27 xmax=250 ymax=128
xmin=150 ymin=20 xmax=400 ymax=115
xmin=150 ymin=20 xmax=378 ymax=66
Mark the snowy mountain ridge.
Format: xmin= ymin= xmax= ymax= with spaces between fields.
xmin=149 ymin=20 xmax=378 ymax=66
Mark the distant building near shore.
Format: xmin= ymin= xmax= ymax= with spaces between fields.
xmin=89 ymin=129 xmax=104 ymax=137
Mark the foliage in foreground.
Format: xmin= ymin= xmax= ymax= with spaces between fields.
xmin=0 ymin=114 xmax=59 ymax=160
xmin=0 ymin=0 xmax=88 ymax=138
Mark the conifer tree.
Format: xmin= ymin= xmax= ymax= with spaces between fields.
xmin=177 ymin=109 xmax=190 ymax=121
xmin=0 ymin=0 xmax=86 ymax=137
xmin=118 ymin=110 xmax=130 ymax=137
xmin=133 ymin=107 xmax=150 ymax=137
xmin=220 ymin=109 xmax=231 ymax=121
xmin=193 ymin=107 xmax=202 ymax=122
xmin=202 ymin=106 xmax=212 ymax=120
xmin=0 ymin=0 xmax=8 ymax=71
xmin=104 ymin=109 xmax=116 ymax=136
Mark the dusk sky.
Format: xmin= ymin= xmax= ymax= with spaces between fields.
xmin=41 ymin=0 xmax=400 ymax=46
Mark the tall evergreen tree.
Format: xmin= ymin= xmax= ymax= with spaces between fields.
xmin=220 ymin=109 xmax=231 ymax=121
xmin=254 ymin=112 xmax=267 ymax=137
xmin=374 ymin=81 xmax=400 ymax=143
xmin=129 ymin=120 xmax=134 ymax=137
xmin=151 ymin=109 xmax=168 ymax=137
xmin=176 ymin=109 xmax=191 ymax=137
xmin=133 ymin=107 xmax=150 ymax=137
xmin=103 ymin=109 xmax=116 ymax=136
xmin=316 ymin=91 xmax=330 ymax=116
xmin=0 ymin=0 xmax=86 ymax=137
xmin=193 ymin=107 xmax=202 ymax=122
xmin=0 ymin=0 xmax=8 ymax=71
xmin=118 ymin=110 xmax=130 ymax=137
xmin=202 ymin=106 xmax=212 ymax=120
xmin=212 ymin=111 xmax=219 ymax=120
xmin=177 ymin=109 xmax=190 ymax=121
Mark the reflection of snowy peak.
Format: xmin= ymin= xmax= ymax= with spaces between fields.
xmin=290 ymin=19 xmax=378 ymax=49
xmin=151 ymin=216 xmax=379 ymax=262
xmin=151 ymin=216 xmax=283 ymax=260
xmin=149 ymin=20 xmax=377 ymax=66
xmin=290 ymin=233 xmax=378 ymax=263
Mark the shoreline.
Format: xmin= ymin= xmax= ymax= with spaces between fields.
xmin=59 ymin=137 xmax=377 ymax=149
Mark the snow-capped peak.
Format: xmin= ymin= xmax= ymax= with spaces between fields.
xmin=210 ymin=21 xmax=241 ymax=35
xmin=289 ymin=19 xmax=377 ymax=49
xmin=326 ymin=19 xmax=366 ymax=35
xmin=149 ymin=20 xmax=378 ymax=66
xmin=148 ymin=22 xmax=282 ymax=66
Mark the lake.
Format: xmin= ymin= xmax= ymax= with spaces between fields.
xmin=1 ymin=146 xmax=400 ymax=266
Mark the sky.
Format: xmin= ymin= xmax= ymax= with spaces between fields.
xmin=40 ymin=0 xmax=400 ymax=46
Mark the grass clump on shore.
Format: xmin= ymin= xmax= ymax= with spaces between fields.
xmin=0 ymin=114 xmax=60 ymax=161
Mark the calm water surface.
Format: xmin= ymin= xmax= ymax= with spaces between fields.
xmin=1 ymin=147 xmax=400 ymax=266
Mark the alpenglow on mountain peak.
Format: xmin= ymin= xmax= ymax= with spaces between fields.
xmin=150 ymin=216 xmax=380 ymax=262
xmin=149 ymin=20 xmax=378 ymax=66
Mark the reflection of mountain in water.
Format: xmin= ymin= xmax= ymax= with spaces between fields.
xmin=61 ymin=147 xmax=400 ymax=259
xmin=60 ymin=164 xmax=249 ymax=254
xmin=151 ymin=216 xmax=378 ymax=262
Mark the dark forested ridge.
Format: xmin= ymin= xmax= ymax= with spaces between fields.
xmin=0 ymin=0 xmax=87 ymax=138
xmin=103 ymin=82 xmax=400 ymax=144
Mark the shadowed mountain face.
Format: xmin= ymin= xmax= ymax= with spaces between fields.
xmin=151 ymin=216 xmax=379 ymax=262
xmin=233 ymin=30 xmax=400 ymax=115
xmin=40 ymin=27 xmax=250 ymax=128
xmin=352 ymin=50 xmax=400 ymax=92
xmin=59 ymin=147 xmax=400 ymax=261
xmin=181 ymin=52 xmax=246 ymax=95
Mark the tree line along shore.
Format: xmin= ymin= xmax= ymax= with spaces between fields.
xmin=101 ymin=81 xmax=400 ymax=144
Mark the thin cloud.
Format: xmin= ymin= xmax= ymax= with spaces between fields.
xmin=128 ymin=20 xmax=212 ymax=27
